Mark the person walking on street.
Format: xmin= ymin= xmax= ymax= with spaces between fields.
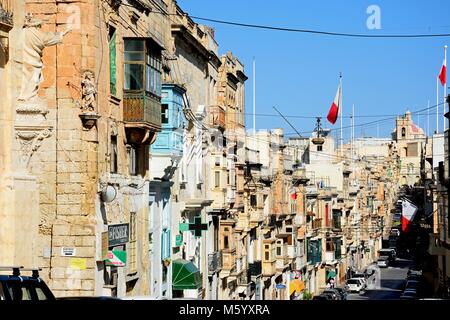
xmin=329 ymin=278 xmax=335 ymax=289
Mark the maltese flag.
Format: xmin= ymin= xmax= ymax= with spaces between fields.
xmin=401 ymin=199 xmax=418 ymax=233
xmin=439 ymin=58 xmax=446 ymax=86
xmin=327 ymin=83 xmax=341 ymax=125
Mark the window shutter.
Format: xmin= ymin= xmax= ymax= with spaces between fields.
xmin=109 ymin=31 xmax=117 ymax=96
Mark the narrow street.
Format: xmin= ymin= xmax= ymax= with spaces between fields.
xmin=348 ymin=259 xmax=414 ymax=300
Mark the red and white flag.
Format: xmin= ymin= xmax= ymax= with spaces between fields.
xmin=401 ymin=199 xmax=418 ymax=233
xmin=439 ymin=57 xmax=446 ymax=86
xmin=327 ymin=83 xmax=341 ymax=125
xmin=290 ymin=187 xmax=297 ymax=200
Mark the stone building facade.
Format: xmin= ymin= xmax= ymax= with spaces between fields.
xmin=0 ymin=0 xmax=170 ymax=297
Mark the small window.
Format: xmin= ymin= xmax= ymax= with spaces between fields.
xmin=111 ymin=135 xmax=118 ymax=174
xmin=250 ymin=195 xmax=257 ymax=207
xmin=317 ymin=145 xmax=323 ymax=152
xmin=326 ymin=239 xmax=335 ymax=251
xmin=224 ymin=235 xmax=229 ymax=249
xmin=276 ymin=246 xmax=282 ymax=256
xmin=161 ymin=104 xmax=169 ymax=124
xmin=401 ymin=127 xmax=406 ymax=138
xmin=129 ymin=145 xmax=137 ymax=176
xmin=215 ymin=171 xmax=220 ymax=188
xmin=265 ymin=251 xmax=270 ymax=261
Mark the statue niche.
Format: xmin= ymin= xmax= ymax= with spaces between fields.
xmin=79 ymin=70 xmax=100 ymax=130
xmin=17 ymin=14 xmax=71 ymax=110
xmin=14 ymin=14 xmax=71 ymax=171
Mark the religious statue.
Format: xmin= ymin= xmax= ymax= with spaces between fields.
xmin=17 ymin=14 xmax=71 ymax=103
xmin=81 ymin=70 xmax=97 ymax=112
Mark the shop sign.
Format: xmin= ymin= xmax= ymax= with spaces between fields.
xmin=108 ymin=223 xmax=129 ymax=247
xmin=105 ymin=250 xmax=126 ymax=267
xmin=175 ymin=234 xmax=183 ymax=247
xmin=61 ymin=247 xmax=76 ymax=257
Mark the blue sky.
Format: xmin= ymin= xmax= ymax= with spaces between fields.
xmin=178 ymin=0 xmax=450 ymax=140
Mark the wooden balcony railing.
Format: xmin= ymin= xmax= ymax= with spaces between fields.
xmin=123 ymin=91 xmax=161 ymax=132
xmin=312 ymin=218 xmax=322 ymax=230
xmin=222 ymin=249 xmax=236 ymax=272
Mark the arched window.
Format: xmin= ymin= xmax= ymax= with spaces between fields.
xmin=401 ymin=127 xmax=406 ymax=138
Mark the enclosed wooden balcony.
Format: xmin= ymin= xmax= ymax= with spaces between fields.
xmin=262 ymin=260 xmax=276 ymax=277
xmin=222 ymin=248 xmax=236 ymax=272
xmin=123 ymin=91 xmax=161 ymax=144
xmin=209 ymin=105 xmax=226 ymax=129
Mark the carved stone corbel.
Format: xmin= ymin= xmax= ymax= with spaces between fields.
xmin=15 ymin=126 xmax=52 ymax=169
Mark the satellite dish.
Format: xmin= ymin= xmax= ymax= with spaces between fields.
xmin=100 ymin=185 xmax=117 ymax=203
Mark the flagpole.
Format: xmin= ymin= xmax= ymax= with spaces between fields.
xmin=427 ymin=100 xmax=430 ymax=136
xmin=444 ymin=45 xmax=448 ymax=130
xmin=340 ymin=73 xmax=343 ymax=158
xmin=437 ymin=77 xmax=439 ymax=134
xmin=352 ymin=104 xmax=355 ymax=170
xmin=253 ymin=57 xmax=256 ymax=135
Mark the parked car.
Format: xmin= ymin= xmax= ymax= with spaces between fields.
xmin=400 ymin=290 xmax=417 ymax=300
xmin=390 ymin=229 xmax=400 ymax=237
xmin=57 ymin=296 xmax=121 ymax=300
xmin=405 ymin=280 xmax=420 ymax=291
xmin=377 ymin=256 xmax=389 ymax=268
xmin=346 ymin=278 xmax=365 ymax=293
xmin=403 ymin=288 xmax=417 ymax=295
xmin=121 ymin=296 xmax=167 ymax=300
xmin=0 ymin=266 xmax=55 ymax=301
xmin=378 ymin=249 xmax=396 ymax=263
xmin=407 ymin=274 xmax=421 ymax=281
xmin=322 ymin=289 xmax=341 ymax=300
xmin=352 ymin=273 xmax=368 ymax=287
xmin=405 ymin=279 xmax=419 ymax=287
xmin=334 ymin=287 xmax=348 ymax=300
xmin=312 ymin=294 xmax=333 ymax=300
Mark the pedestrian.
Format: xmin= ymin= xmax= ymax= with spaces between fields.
xmin=329 ymin=278 xmax=335 ymax=289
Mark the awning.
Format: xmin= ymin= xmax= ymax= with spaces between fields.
xmin=289 ymin=279 xmax=305 ymax=296
xmin=326 ymin=271 xmax=337 ymax=280
xmin=172 ymin=259 xmax=202 ymax=290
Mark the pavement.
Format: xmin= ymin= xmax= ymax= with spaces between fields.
xmin=348 ymin=258 xmax=413 ymax=300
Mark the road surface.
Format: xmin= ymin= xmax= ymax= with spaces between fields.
xmin=348 ymin=259 xmax=412 ymax=300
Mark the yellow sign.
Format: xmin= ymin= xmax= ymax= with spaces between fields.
xmin=70 ymin=258 xmax=87 ymax=270
xmin=102 ymin=232 xmax=109 ymax=259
